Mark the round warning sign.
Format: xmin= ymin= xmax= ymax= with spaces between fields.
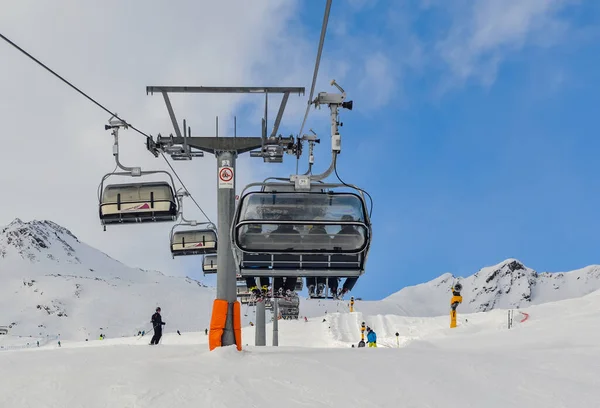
xmin=218 ymin=166 xmax=234 ymax=189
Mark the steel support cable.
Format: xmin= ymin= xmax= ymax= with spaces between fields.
xmin=0 ymin=31 xmax=213 ymax=224
xmin=296 ymin=0 xmax=332 ymax=174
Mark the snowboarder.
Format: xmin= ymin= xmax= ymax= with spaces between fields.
xmin=177 ymin=330 xmax=181 ymax=336
xmin=150 ymin=307 xmax=166 ymax=345
xmin=57 ymin=340 xmax=61 ymax=347
xmin=366 ymin=327 xmax=377 ymax=347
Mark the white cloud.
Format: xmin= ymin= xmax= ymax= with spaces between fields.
xmin=357 ymin=52 xmax=397 ymax=109
xmin=434 ymin=0 xmax=576 ymax=89
xmin=0 ymin=0 xmax=323 ymax=277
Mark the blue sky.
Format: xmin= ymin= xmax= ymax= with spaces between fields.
xmin=1 ymin=1 xmax=599 ymax=302
xmin=240 ymin=0 xmax=600 ymax=300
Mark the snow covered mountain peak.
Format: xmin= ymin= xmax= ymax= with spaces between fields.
xmin=0 ymin=218 xmax=218 ymax=341
xmin=381 ymin=258 xmax=600 ymax=317
xmin=0 ymin=218 xmax=81 ymax=263
xmin=467 ymin=258 xmax=537 ymax=311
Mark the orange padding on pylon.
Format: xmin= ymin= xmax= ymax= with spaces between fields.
xmin=209 ymin=299 xmax=228 ymax=351
xmin=233 ymin=301 xmax=242 ymax=351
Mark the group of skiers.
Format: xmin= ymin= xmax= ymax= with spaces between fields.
xmin=145 ymin=307 xmax=379 ymax=348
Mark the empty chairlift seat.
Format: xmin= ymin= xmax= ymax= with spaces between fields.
xmin=202 ymin=254 xmax=217 ymax=274
xmin=171 ymin=229 xmax=217 ymax=256
xmin=99 ymin=182 xmax=177 ymax=224
xmin=231 ymin=190 xmax=372 ymax=277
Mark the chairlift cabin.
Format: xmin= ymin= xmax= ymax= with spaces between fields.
xmin=231 ymin=182 xmax=372 ymax=278
xmin=170 ymin=228 xmax=217 ymax=257
xmin=99 ymin=180 xmax=178 ymax=225
xmin=202 ymin=254 xmax=217 ymax=274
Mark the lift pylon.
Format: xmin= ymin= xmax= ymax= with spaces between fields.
xmin=146 ymin=85 xmax=305 ymax=350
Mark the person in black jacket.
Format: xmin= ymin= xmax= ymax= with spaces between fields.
xmin=271 ymin=214 xmax=301 ymax=296
xmin=150 ymin=307 xmax=165 ymax=345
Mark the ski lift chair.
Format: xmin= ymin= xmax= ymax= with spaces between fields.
xmin=202 ymin=254 xmax=217 ymax=274
xmin=231 ymin=182 xmax=372 ymax=279
xmin=170 ymin=227 xmax=218 ymax=257
xmin=99 ymin=180 xmax=178 ymax=225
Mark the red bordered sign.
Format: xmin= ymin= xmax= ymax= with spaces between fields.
xmin=218 ymin=166 xmax=234 ymax=189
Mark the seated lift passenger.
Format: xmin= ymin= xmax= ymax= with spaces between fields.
xmin=241 ymin=220 xmax=270 ymax=297
xmin=271 ymin=214 xmax=300 ymax=297
xmin=305 ymin=223 xmax=328 ymax=297
xmin=334 ymin=215 xmax=363 ymax=298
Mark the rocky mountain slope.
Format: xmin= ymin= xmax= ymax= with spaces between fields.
xmin=0 ymin=218 xmax=216 ymax=341
xmin=380 ymin=259 xmax=600 ymax=316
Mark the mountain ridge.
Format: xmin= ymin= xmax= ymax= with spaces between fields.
xmin=1 ymin=218 xmax=598 ymax=340
xmin=383 ymin=258 xmax=600 ymax=316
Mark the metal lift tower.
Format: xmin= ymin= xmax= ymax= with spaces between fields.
xmin=145 ymin=86 xmax=305 ymax=348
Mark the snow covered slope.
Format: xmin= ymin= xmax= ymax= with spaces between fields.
xmin=0 ymin=218 xmax=218 ymax=341
xmin=380 ymin=258 xmax=600 ymax=317
xmin=1 ymin=284 xmax=599 ymax=407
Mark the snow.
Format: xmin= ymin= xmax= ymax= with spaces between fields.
xmin=1 ymin=289 xmax=600 ymax=407
xmin=2 ymin=219 xmax=600 ymax=406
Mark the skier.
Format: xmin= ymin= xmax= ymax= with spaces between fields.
xmin=177 ymin=330 xmax=181 ymax=336
xmin=141 ymin=330 xmax=145 ymax=336
xmin=366 ymin=327 xmax=377 ymax=348
xmin=150 ymin=307 xmax=166 ymax=345
xmin=205 ymin=328 xmax=208 ymax=335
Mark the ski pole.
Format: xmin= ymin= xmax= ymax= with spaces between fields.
xmin=136 ymin=326 xmax=154 ymax=341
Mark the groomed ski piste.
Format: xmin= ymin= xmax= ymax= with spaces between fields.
xmin=0 ymin=289 xmax=599 ymax=407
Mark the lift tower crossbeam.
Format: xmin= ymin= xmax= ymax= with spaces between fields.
xmin=147 ymin=85 xmax=305 ymax=349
